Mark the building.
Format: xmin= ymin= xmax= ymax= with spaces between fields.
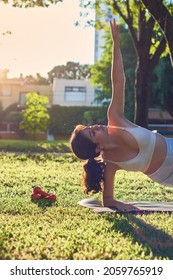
xmin=0 ymin=76 xmax=97 ymax=110
xmin=0 ymin=75 xmax=52 ymax=110
xmin=52 ymin=78 xmax=96 ymax=107
xmin=0 ymin=75 xmax=52 ymax=139
xmin=0 ymin=76 xmax=98 ymax=139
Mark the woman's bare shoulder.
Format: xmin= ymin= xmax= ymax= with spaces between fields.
xmin=108 ymin=115 xmax=135 ymax=128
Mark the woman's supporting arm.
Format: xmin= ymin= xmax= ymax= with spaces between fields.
xmin=102 ymin=163 xmax=139 ymax=211
xmin=102 ymin=163 xmax=117 ymax=205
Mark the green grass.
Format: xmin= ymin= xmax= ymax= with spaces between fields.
xmin=0 ymin=151 xmax=173 ymax=260
xmin=0 ymin=139 xmax=70 ymax=153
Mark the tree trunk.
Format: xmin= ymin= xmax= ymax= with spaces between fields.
xmin=134 ymin=35 xmax=166 ymax=127
xmin=134 ymin=61 xmax=151 ymax=128
xmin=141 ymin=0 xmax=173 ymax=66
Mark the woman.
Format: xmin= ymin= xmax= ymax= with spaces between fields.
xmin=70 ymin=19 xmax=172 ymax=211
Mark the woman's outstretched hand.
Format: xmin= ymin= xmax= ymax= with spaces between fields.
xmin=103 ymin=198 xmax=140 ymax=212
xmin=110 ymin=18 xmax=120 ymax=46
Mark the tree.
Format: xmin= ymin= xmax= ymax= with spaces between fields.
xmin=0 ymin=103 xmax=19 ymax=124
xmin=150 ymin=56 xmax=173 ymax=116
xmin=35 ymin=73 xmax=49 ymax=85
xmin=0 ymin=103 xmax=24 ymax=137
xmin=1 ymin=0 xmax=61 ymax=8
xmin=81 ymin=0 xmax=169 ymax=127
xmin=141 ymin=0 xmax=173 ymax=65
xmin=20 ymin=92 xmax=50 ymax=138
xmin=24 ymin=73 xmax=49 ymax=85
xmin=48 ymin=61 xmax=91 ymax=83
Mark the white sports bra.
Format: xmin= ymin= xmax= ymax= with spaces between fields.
xmin=103 ymin=126 xmax=156 ymax=172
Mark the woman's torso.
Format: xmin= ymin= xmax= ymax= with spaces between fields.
xmin=103 ymin=118 xmax=167 ymax=174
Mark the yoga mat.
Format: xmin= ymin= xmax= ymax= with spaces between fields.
xmin=78 ymin=198 xmax=173 ymax=214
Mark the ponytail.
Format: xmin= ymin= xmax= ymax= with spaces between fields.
xmin=82 ymin=158 xmax=105 ymax=194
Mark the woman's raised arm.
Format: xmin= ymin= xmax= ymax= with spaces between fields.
xmin=108 ymin=19 xmax=126 ymax=122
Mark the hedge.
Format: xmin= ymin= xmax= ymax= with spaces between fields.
xmin=48 ymin=105 xmax=107 ymax=136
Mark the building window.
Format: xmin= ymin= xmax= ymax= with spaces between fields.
xmin=65 ymin=86 xmax=86 ymax=102
xmin=19 ymin=92 xmax=28 ymax=105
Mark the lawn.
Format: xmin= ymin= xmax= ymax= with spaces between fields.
xmin=0 ymin=144 xmax=173 ymax=260
xmin=0 ymin=139 xmax=70 ymax=153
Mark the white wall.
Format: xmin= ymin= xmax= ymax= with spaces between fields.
xmin=52 ymin=78 xmax=96 ymax=106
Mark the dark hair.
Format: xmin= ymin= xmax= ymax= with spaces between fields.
xmin=83 ymin=159 xmax=105 ymax=194
xmin=70 ymin=125 xmax=105 ymax=194
xmin=70 ymin=124 xmax=100 ymax=160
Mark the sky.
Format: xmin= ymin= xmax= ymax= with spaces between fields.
xmin=0 ymin=0 xmax=95 ymax=78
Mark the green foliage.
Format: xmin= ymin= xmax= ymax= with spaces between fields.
xmin=2 ymin=103 xmax=18 ymax=115
xmin=2 ymin=0 xmax=62 ymax=8
xmin=6 ymin=111 xmax=22 ymax=123
xmin=150 ymin=56 xmax=173 ymax=116
xmin=0 ymin=151 xmax=173 ymax=259
xmin=0 ymin=103 xmax=19 ymax=124
xmin=24 ymin=73 xmax=49 ymax=85
xmin=20 ymin=92 xmax=50 ymax=136
xmin=48 ymin=62 xmax=91 ymax=83
xmin=1 ymin=103 xmax=107 ymax=137
xmin=83 ymin=106 xmax=108 ymax=125
xmin=81 ymin=0 xmax=171 ymax=126
xmin=48 ymin=105 xmax=107 ymax=136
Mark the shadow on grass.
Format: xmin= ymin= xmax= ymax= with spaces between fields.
xmin=105 ymin=214 xmax=173 ymax=259
xmin=31 ymin=199 xmax=56 ymax=211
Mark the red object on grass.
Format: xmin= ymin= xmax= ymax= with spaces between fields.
xmin=31 ymin=186 xmax=57 ymax=201
xmin=31 ymin=193 xmax=42 ymax=200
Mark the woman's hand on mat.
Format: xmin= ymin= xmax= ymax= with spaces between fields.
xmin=103 ymin=198 xmax=139 ymax=212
